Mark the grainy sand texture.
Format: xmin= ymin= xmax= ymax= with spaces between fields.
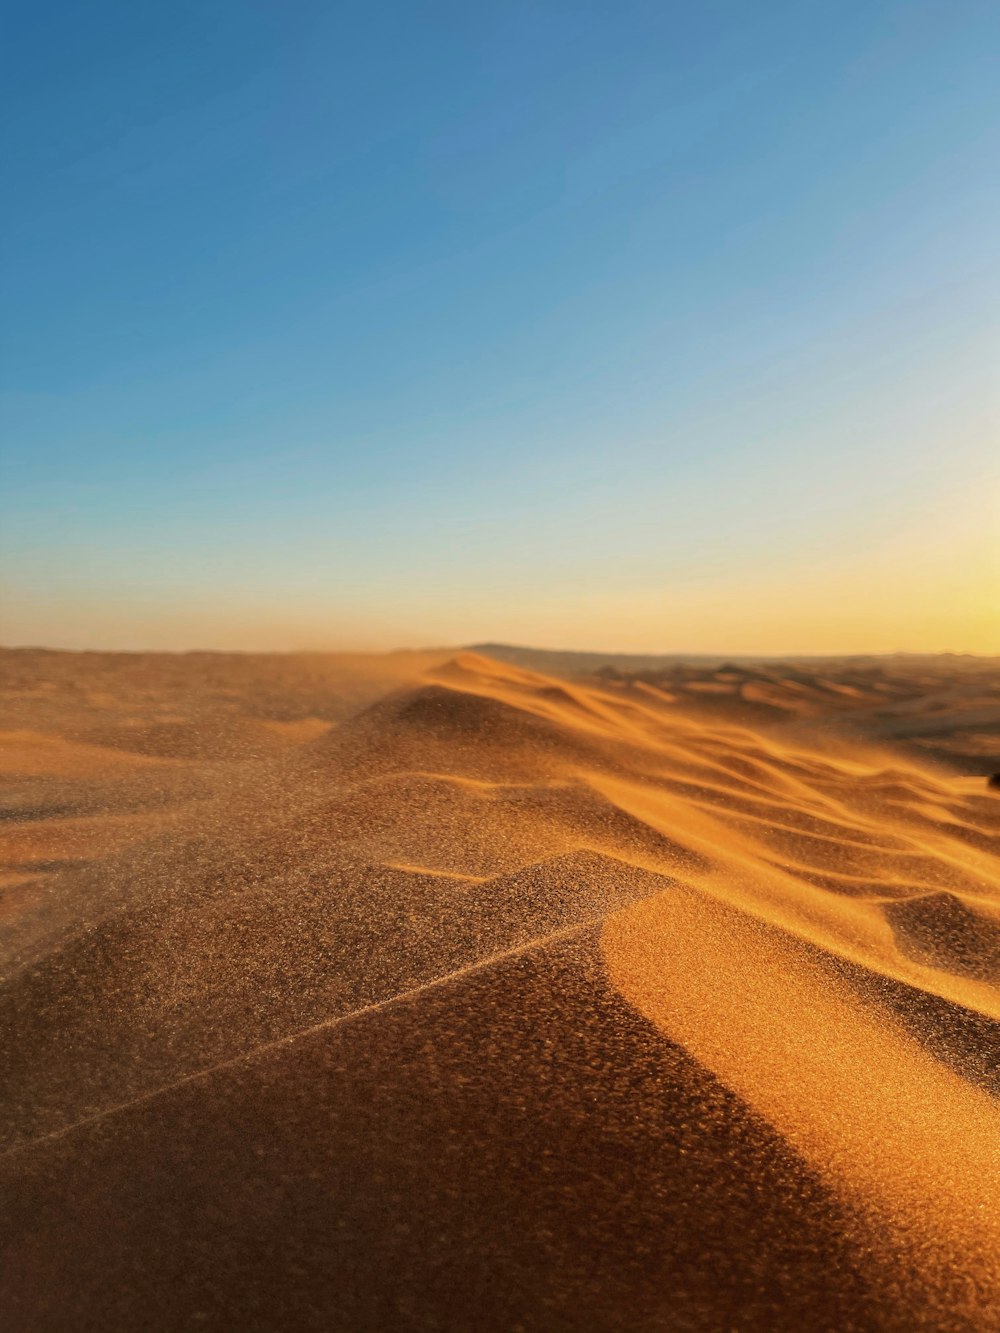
xmin=2 ymin=646 xmax=1000 ymax=1330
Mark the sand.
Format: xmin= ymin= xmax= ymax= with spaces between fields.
xmin=1 ymin=646 xmax=999 ymax=1330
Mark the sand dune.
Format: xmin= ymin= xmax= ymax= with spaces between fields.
xmin=2 ymin=647 xmax=999 ymax=1329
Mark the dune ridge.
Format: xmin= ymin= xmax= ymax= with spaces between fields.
xmin=2 ymin=648 xmax=999 ymax=1328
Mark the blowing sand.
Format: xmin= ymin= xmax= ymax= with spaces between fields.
xmin=1 ymin=646 xmax=999 ymax=1330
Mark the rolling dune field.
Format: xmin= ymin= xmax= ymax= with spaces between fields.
xmin=2 ymin=646 xmax=1000 ymax=1330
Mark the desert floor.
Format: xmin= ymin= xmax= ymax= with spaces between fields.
xmin=2 ymin=645 xmax=999 ymax=1330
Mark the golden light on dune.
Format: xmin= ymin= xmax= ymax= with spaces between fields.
xmin=5 ymin=0 xmax=1000 ymax=1322
xmin=3 ymin=646 xmax=1000 ymax=1325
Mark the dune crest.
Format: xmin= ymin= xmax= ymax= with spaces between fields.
xmin=603 ymin=895 xmax=1000 ymax=1322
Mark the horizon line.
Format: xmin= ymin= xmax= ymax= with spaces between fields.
xmin=1 ymin=641 xmax=996 ymax=663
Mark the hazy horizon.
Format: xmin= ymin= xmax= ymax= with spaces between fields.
xmin=3 ymin=637 xmax=999 ymax=663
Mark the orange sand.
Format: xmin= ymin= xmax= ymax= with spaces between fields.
xmin=1 ymin=646 xmax=999 ymax=1329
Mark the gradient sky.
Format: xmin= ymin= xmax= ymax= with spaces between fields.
xmin=2 ymin=0 xmax=998 ymax=654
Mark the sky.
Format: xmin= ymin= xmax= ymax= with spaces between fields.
xmin=2 ymin=0 xmax=998 ymax=655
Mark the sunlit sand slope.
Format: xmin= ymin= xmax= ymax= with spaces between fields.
xmin=2 ymin=651 xmax=999 ymax=1329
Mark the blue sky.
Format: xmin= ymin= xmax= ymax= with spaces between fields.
xmin=2 ymin=0 xmax=998 ymax=652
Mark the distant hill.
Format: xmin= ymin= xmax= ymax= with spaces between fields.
xmin=467 ymin=643 xmax=997 ymax=677
xmin=467 ymin=643 xmax=735 ymax=674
